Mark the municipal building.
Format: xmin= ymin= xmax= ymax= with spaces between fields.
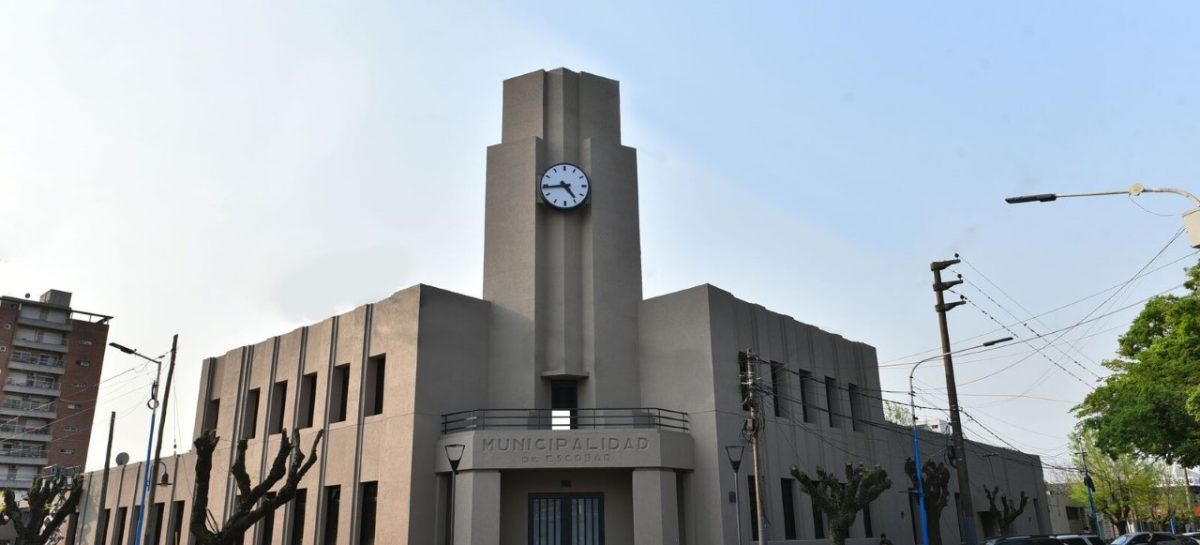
xmin=75 ymin=68 xmax=1049 ymax=545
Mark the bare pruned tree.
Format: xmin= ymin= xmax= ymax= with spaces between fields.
xmin=0 ymin=471 xmax=83 ymax=545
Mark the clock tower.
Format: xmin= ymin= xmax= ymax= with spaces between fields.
xmin=482 ymin=68 xmax=643 ymax=411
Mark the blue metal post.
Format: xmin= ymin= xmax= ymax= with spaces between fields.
xmin=132 ymin=407 xmax=157 ymax=545
xmin=913 ymin=424 xmax=931 ymax=545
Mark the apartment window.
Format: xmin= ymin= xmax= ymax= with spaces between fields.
xmin=0 ymin=347 xmax=5 ymax=353
xmin=748 ymin=476 xmax=759 ymax=541
xmin=797 ymin=369 xmax=813 ymax=423
xmin=848 ymin=383 xmax=863 ymax=432
xmin=330 ymin=364 xmax=350 ymax=423
xmin=59 ymin=448 xmax=74 ymax=454
xmin=781 ymin=478 xmax=797 ymax=539
xmin=79 ymin=361 xmax=91 ymax=367
xmin=203 ymin=399 xmax=220 ymax=432
xmin=168 ymin=501 xmax=185 ymax=545
xmin=825 ymin=376 xmax=840 ymax=427
xmin=770 ymin=362 xmax=786 ymax=417
xmin=298 ymin=373 xmax=317 ymax=429
xmin=268 ymin=381 xmax=287 ymax=435
xmin=81 ymin=340 xmax=94 ymax=345
xmin=64 ymin=426 xmax=77 ymax=432
xmin=242 ymin=388 xmax=260 ymax=439
xmin=289 ymin=489 xmax=307 ymax=545
xmin=323 ymin=485 xmax=341 ymax=544
xmin=67 ymin=403 xmax=81 ymax=410
xmin=364 ymin=355 xmax=386 ymax=416
xmin=359 ymin=481 xmax=378 ymax=545
xmin=73 ymin=382 xmax=86 ymax=389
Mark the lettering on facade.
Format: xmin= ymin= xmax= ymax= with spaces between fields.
xmin=480 ymin=436 xmax=652 ymax=464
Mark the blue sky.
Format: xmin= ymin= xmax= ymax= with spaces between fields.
xmin=2 ymin=2 xmax=1199 ymax=473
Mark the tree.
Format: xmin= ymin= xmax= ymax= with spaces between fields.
xmin=191 ymin=428 xmax=324 ymax=545
xmin=1066 ymin=429 xmax=1158 ymax=532
xmin=983 ymin=485 xmax=1028 ymax=536
xmin=884 ymin=400 xmax=914 ymax=426
xmin=907 ymin=457 xmax=951 ymax=545
xmin=1075 ymin=261 xmax=1200 ymax=466
xmin=0 ymin=471 xmax=83 ymax=545
xmin=792 ymin=463 xmax=892 ymax=545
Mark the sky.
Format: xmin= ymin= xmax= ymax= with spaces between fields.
xmin=2 ymin=2 xmax=1199 ymax=475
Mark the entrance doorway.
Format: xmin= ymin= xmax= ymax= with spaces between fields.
xmin=529 ymin=493 xmax=603 ymax=545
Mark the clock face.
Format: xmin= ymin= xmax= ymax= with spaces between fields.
xmin=539 ymin=163 xmax=590 ymax=210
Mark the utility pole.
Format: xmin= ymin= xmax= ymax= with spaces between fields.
xmin=95 ymin=412 xmax=116 ymax=545
xmin=143 ymin=334 xmax=179 ymax=545
xmin=1079 ymin=450 xmax=1104 ymax=539
xmin=931 ymin=257 xmax=978 ymax=545
xmin=743 ymin=349 xmax=769 ymax=544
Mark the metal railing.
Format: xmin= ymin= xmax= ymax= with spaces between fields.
xmin=0 ymin=400 xmax=55 ymax=413
xmin=4 ymin=379 xmax=59 ymax=391
xmin=441 ymin=408 xmax=690 ymax=434
xmin=8 ymin=353 xmax=65 ymax=368
xmin=0 ymin=424 xmax=49 ymax=436
xmin=0 ymin=449 xmax=47 ymax=459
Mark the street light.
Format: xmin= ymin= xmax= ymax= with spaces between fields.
xmin=444 ymin=444 xmax=465 ymax=545
xmin=1006 ymin=184 xmax=1200 ymax=249
xmin=725 ymin=444 xmax=746 ymax=545
xmin=110 ymin=335 xmax=178 ymax=545
xmin=908 ymin=337 xmax=1012 ymax=545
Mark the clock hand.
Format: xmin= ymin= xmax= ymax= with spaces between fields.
xmin=557 ymin=182 xmax=577 ymax=198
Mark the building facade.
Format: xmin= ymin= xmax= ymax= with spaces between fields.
xmin=0 ymin=290 xmax=110 ymax=486
xmin=75 ymin=69 xmax=1049 ymax=545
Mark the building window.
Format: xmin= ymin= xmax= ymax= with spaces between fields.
xmin=289 ymin=489 xmax=307 ymax=545
xmin=268 ymin=381 xmax=287 ymax=435
xmin=0 ymin=346 xmax=6 ymax=353
xmin=203 ymin=399 xmax=220 ymax=433
xmin=748 ymin=476 xmax=759 ymax=542
xmin=112 ymin=507 xmax=127 ymax=545
xmin=98 ymin=508 xmax=110 ymax=545
xmin=323 ymin=485 xmax=341 ymax=544
xmin=242 ymin=388 xmax=260 ymax=439
xmin=330 ymin=364 xmax=350 ymax=423
xmin=359 ymin=481 xmax=378 ymax=545
xmin=770 ymin=362 xmax=786 ymax=417
xmin=813 ymin=501 xmax=826 ymax=539
xmin=150 ymin=502 xmax=165 ymax=545
xmin=59 ymin=448 xmax=74 ymax=454
xmin=259 ymin=493 xmax=275 ymax=545
xmin=738 ymin=352 xmax=751 ymax=412
xmin=848 ymin=383 xmax=863 ymax=432
xmin=73 ymin=382 xmax=86 ymax=389
xmin=796 ymin=369 xmax=813 ymax=423
xmin=825 ymin=376 xmax=840 ymax=427
xmin=298 ymin=373 xmax=317 ymax=429
xmin=67 ymin=403 xmax=81 ymax=410
xmin=64 ymin=426 xmax=77 ymax=432
xmin=79 ymin=361 xmax=91 ymax=367
xmin=781 ymin=478 xmax=797 ymax=539
xmin=81 ymin=340 xmax=93 ymax=345
xmin=863 ymin=500 xmax=873 ymax=537
xmin=550 ymin=380 xmax=578 ymax=430
xmin=364 ymin=355 xmax=386 ymax=417
xmin=168 ymin=500 xmax=185 ymax=545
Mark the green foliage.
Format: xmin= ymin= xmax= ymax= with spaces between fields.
xmin=792 ymin=463 xmax=892 ymax=545
xmin=907 ymin=457 xmax=951 ymax=545
xmin=1075 ymin=261 xmax=1200 ymax=466
xmin=983 ymin=485 xmax=1028 ymax=536
xmin=884 ymin=401 xmax=914 ymax=426
xmin=1066 ymin=429 xmax=1158 ymax=531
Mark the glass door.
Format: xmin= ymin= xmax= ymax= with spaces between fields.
xmin=529 ymin=493 xmax=603 ymax=545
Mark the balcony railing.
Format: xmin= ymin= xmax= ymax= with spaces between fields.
xmin=7 ymin=353 xmax=65 ymax=369
xmin=0 ymin=400 xmax=55 ymax=414
xmin=441 ymin=408 xmax=690 ymax=434
xmin=0 ymin=424 xmax=50 ymax=436
xmin=4 ymin=379 xmax=59 ymax=391
xmin=0 ymin=449 xmax=47 ymax=459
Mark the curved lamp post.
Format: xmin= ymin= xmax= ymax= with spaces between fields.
xmin=444 ymin=444 xmax=465 ymax=545
xmin=908 ymin=336 xmax=1012 ymax=545
xmin=1006 ymin=184 xmax=1200 ymax=249
xmin=725 ymin=444 xmax=746 ymax=545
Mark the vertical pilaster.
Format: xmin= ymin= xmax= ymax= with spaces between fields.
xmin=454 ymin=470 xmax=501 ymax=545
xmin=633 ymin=468 xmax=681 ymax=545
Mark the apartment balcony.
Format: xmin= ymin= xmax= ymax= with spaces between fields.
xmin=15 ymin=315 xmax=72 ymax=332
xmin=0 ymin=400 xmax=56 ymax=419
xmin=0 ymin=450 xmax=48 ymax=466
xmin=0 ymin=424 xmax=52 ymax=443
xmin=0 ymin=477 xmax=35 ymax=490
xmin=11 ymin=338 xmax=67 ymax=354
xmin=2 ymin=379 xmax=60 ymax=397
xmin=6 ymin=354 xmax=66 ymax=375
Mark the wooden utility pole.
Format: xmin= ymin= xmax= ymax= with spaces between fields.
xmin=745 ymin=349 xmax=769 ymax=544
xmin=142 ymin=334 xmax=179 ymax=545
xmin=94 ymin=412 xmax=116 ymax=545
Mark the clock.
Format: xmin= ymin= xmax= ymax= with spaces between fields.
xmin=539 ymin=163 xmax=590 ymax=210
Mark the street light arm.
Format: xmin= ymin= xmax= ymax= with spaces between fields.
xmin=1007 ymin=184 xmax=1200 ymax=208
xmin=108 ymin=342 xmax=164 ymax=365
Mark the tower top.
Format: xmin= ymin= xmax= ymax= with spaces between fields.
xmin=501 ymin=69 xmax=622 ymax=162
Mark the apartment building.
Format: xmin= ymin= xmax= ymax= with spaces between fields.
xmin=0 ymin=290 xmax=110 ymax=488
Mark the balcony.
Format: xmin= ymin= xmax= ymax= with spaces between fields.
xmin=11 ymin=338 xmax=67 ymax=354
xmin=0 ymin=477 xmax=34 ymax=490
xmin=6 ymin=354 xmax=66 ymax=375
xmin=0 ymin=424 xmax=52 ymax=442
xmin=441 ymin=408 xmax=690 ymax=434
xmin=15 ymin=315 xmax=72 ymax=332
xmin=0 ymin=400 xmax=56 ymax=419
xmin=2 ymin=379 xmax=60 ymax=397
xmin=0 ymin=449 xmax=48 ymax=466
